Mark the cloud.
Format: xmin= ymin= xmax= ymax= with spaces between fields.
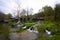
xmin=0 ymin=0 xmax=18 ymax=14
xmin=0 ymin=0 xmax=60 ymax=14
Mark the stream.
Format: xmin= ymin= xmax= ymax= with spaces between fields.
xmin=9 ymin=30 xmax=38 ymax=40
xmin=9 ymin=21 xmax=44 ymax=40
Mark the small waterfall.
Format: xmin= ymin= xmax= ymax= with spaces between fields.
xmin=45 ymin=30 xmax=51 ymax=35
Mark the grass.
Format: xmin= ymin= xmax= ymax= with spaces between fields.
xmin=36 ymin=21 xmax=60 ymax=40
xmin=24 ymin=23 xmax=35 ymax=26
xmin=0 ymin=24 xmax=10 ymax=40
xmin=35 ymin=35 xmax=60 ymax=40
xmin=10 ymin=28 xmax=24 ymax=33
xmin=22 ymin=20 xmax=37 ymax=29
xmin=24 ymin=20 xmax=37 ymax=26
xmin=16 ymin=28 xmax=23 ymax=33
xmin=37 ymin=22 xmax=58 ymax=34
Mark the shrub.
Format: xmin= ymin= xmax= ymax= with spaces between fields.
xmin=37 ymin=22 xmax=58 ymax=35
xmin=0 ymin=24 xmax=10 ymax=40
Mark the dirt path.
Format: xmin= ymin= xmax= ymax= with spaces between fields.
xmin=9 ymin=30 xmax=38 ymax=40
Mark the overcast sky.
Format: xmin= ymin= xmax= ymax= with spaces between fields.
xmin=0 ymin=0 xmax=60 ymax=14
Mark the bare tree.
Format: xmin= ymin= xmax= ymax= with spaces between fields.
xmin=16 ymin=0 xmax=21 ymax=20
xmin=26 ymin=8 xmax=33 ymax=20
xmin=29 ymin=8 xmax=33 ymax=15
xmin=20 ymin=9 xmax=26 ymax=17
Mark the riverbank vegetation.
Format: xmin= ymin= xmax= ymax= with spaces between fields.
xmin=35 ymin=3 xmax=60 ymax=40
